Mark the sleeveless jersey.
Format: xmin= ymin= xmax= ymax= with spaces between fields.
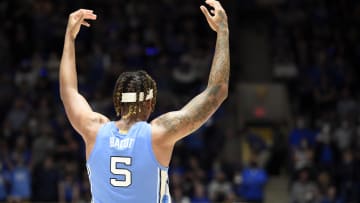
xmin=86 ymin=121 xmax=171 ymax=203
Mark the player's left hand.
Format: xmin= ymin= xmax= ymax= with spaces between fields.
xmin=66 ymin=9 xmax=97 ymax=40
xmin=200 ymin=0 xmax=228 ymax=33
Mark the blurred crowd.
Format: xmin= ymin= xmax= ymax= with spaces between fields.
xmin=1 ymin=0 xmax=360 ymax=203
xmin=0 ymin=0 xmax=267 ymax=203
xmin=270 ymin=0 xmax=360 ymax=202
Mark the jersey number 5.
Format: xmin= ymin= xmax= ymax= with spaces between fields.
xmin=110 ymin=156 xmax=132 ymax=187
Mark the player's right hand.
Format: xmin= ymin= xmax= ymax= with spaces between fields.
xmin=66 ymin=9 xmax=97 ymax=40
xmin=200 ymin=0 xmax=228 ymax=33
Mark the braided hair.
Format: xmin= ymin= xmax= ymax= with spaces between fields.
xmin=113 ymin=70 xmax=157 ymax=119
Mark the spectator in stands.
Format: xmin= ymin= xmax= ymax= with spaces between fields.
xmin=236 ymin=153 xmax=268 ymax=203
xmin=186 ymin=157 xmax=206 ymax=183
xmin=246 ymin=131 xmax=268 ymax=168
xmin=319 ymin=185 xmax=343 ymax=203
xmin=315 ymin=123 xmax=335 ymax=168
xmin=208 ymin=170 xmax=232 ymax=202
xmin=8 ymin=155 xmax=31 ymax=203
xmin=58 ymin=172 xmax=80 ymax=203
xmin=6 ymin=98 xmax=29 ymax=133
xmin=336 ymin=149 xmax=359 ymax=203
xmin=170 ymin=167 xmax=194 ymax=200
xmin=292 ymin=138 xmax=315 ymax=171
xmin=333 ymin=120 xmax=352 ymax=152
xmin=172 ymin=186 xmax=190 ymax=203
xmin=289 ymin=117 xmax=316 ymax=149
xmin=336 ymin=87 xmax=357 ymax=120
xmin=317 ymin=171 xmax=332 ymax=199
xmin=32 ymin=155 xmax=59 ymax=201
xmin=290 ymin=168 xmax=318 ymax=203
xmin=10 ymin=136 xmax=31 ymax=167
xmin=191 ymin=181 xmax=210 ymax=203
xmin=31 ymin=128 xmax=56 ymax=166
xmin=2 ymin=0 xmax=360 ymax=202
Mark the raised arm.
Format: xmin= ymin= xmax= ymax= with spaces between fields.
xmin=151 ymin=0 xmax=229 ymax=146
xmin=60 ymin=9 xmax=109 ymax=143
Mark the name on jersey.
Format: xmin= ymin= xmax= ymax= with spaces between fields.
xmin=109 ymin=137 xmax=135 ymax=150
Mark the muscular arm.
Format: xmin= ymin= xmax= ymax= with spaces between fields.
xmin=60 ymin=9 xmax=108 ymax=141
xmin=151 ymin=1 xmax=229 ymax=147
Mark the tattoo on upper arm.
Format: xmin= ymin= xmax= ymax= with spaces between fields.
xmin=155 ymin=85 xmax=222 ymax=136
xmin=155 ymin=113 xmax=189 ymax=135
xmin=155 ymin=30 xmax=229 ymax=139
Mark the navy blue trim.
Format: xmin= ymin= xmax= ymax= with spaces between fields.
xmin=158 ymin=169 xmax=162 ymax=203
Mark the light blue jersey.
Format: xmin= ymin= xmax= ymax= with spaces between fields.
xmin=87 ymin=121 xmax=171 ymax=203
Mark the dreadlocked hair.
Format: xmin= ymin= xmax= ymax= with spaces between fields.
xmin=113 ymin=70 xmax=157 ymax=119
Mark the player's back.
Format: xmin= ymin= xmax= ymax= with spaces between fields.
xmin=86 ymin=121 xmax=171 ymax=203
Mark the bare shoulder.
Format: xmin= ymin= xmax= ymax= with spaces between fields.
xmin=93 ymin=112 xmax=110 ymax=124
xmin=151 ymin=111 xmax=187 ymax=135
xmin=83 ymin=112 xmax=110 ymax=142
xmin=150 ymin=86 xmax=226 ymax=145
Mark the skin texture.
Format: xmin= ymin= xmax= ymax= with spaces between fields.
xmin=59 ymin=9 xmax=109 ymax=159
xmin=59 ymin=0 xmax=230 ymax=167
xmin=151 ymin=0 xmax=230 ymax=166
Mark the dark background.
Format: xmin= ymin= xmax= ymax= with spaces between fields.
xmin=0 ymin=0 xmax=359 ymax=202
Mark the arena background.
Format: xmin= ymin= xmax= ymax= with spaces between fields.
xmin=0 ymin=0 xmax=359 ymax=202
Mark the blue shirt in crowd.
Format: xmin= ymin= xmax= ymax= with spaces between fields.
xmin=237 ymin=167 xmax=268 ymax=201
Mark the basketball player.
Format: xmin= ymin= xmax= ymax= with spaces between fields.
xmin=59 ymin=0 xmax=229 ymax=202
